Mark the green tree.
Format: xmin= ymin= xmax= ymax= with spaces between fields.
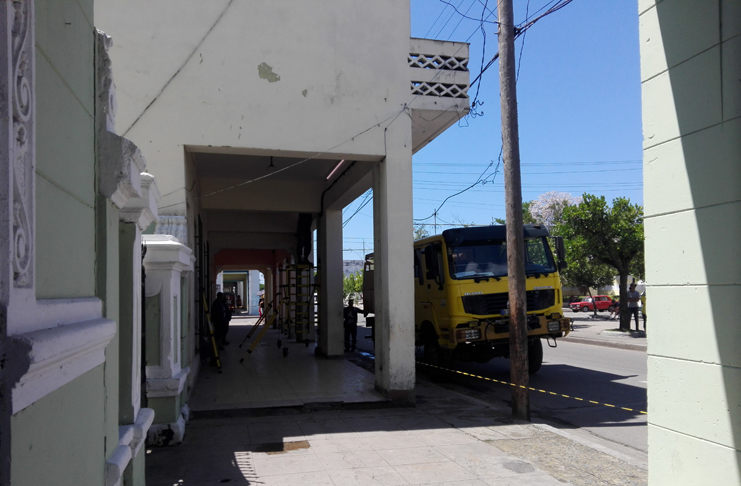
xmin=413 ymin=224 xmax=430 ymax=241
xmin=343 ymin=271 xmax=363 ymax=301
xmin=560 ymin=246 xmax=616 ymax=318
xmin=556 ymin=194 xmax=644 ymax=331
xmin=451 ymin=214 xmax=476 ymax=227
xmin=494 ymin=201 xmax=536 ymax=225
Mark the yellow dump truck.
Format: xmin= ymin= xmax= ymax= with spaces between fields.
xmin=364 ymin=224 xmax=571 ymax=374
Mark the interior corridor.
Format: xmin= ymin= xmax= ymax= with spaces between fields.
xmin=188 ymin=314 xmax=387 ymax=412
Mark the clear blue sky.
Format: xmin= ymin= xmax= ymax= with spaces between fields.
xmin=340 ymin=0 xmax=642 ymax=260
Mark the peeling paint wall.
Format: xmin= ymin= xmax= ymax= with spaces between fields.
xmin=95 ymin=0 xmax=412 ymax=213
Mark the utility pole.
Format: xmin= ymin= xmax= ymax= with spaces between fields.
xmin=498 ymin=0 xmax=530 ymax=421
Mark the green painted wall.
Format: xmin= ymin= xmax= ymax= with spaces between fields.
xmin=118 ymin=222 xmax=138 ymax=424
xmin=97 ymin=196 xmax=122 ymax=460
xmin=127 ymin=447 xmax=146 ymax=486
xmin=148 ymin=394 xmax=181 ymax=425
xmin=35 ymin=0 xmax=96 ymax=299
xmin=146 ymin=294 xmax=161 ymax=365
xmin=11 ymin=366 xmax=105 ymax=486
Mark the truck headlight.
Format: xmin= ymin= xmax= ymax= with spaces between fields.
xmin=456 ymin=328 xmax=481 ymax=341
xmin=547 ymin=321 xmax=561 ymax=332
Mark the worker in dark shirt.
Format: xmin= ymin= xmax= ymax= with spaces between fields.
xmin=343 ymin=298 xmax=362 ymax=352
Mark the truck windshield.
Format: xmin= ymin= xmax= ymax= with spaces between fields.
xmin=447 ymin=237 xmax=557 ymax=280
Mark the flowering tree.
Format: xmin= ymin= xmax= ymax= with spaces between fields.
xmin=529 ymin=192 xmax=583 ymax=230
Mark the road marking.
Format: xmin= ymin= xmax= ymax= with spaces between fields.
xmin=417 ymin=361 xmax=647 ymax=415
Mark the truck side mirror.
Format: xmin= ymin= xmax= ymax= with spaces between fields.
xmin=554 ymin=236 xmax=566 ymax=261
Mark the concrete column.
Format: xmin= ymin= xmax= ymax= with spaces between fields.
xmin=117 ymin=222 xmax=143 ymax=425
xmin=142 ymin=235 xmax=194 ymax=446
xmin=372 ymin=125 xmax=415 ymax=404
xmin=318 ymin=209 xmax=344 ymax=356
xmin=251 ymin=270 xmax=257 ymax=313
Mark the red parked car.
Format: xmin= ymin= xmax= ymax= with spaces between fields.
xmin=569 ymin=295 xmax=616 ymax=313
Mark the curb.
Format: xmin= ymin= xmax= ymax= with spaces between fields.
xmin=561 ymin=336 xmax=646 ymax=352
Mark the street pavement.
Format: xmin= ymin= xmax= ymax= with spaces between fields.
xmin=146 ymin=309 xmax=648 ymax=485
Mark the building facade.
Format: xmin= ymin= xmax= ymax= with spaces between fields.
xmin=639 ymin=1 xmax=741 ymax=484
xmin=94 ymin=0 xmax=469 ymax=424
xmin=0 ymin=1 xmax=470 ymax=485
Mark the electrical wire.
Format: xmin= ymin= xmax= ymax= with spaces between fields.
xmin=435 ymin=0 xmax=468 ymax=39
xmin=343 ymin=192 xmax=374 ymax=227
xmin=438 ymin=0 xmax=499 ymax=24
xmin=468 ymin=0 xmax=576 ymax=107
xmin=446 ymin=0 xmax=479 ymax=41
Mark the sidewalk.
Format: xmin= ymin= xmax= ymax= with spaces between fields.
xmin=146 ymin=314 xmax=647 ymax=485
xmin=147 ymin=377 xmax=647 ymax=486
xmin=562 ymin=309 xmax=647 ymax=351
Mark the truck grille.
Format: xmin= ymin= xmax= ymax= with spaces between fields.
xmin=461 ymin=289 xmax=555 ymax=316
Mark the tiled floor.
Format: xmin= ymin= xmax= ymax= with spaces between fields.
xmin=188 ymin=315 xmax=387 ymax=412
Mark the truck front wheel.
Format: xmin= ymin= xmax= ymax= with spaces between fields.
xmin=423 ymin=330 xmax=444 ymax=367
xmin=528 ymin=338 xmax=544 ymax=375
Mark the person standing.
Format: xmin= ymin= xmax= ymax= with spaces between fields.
xmin=343 ymin=298 xmax=362 ymax=352
xmin=626 ymin=283 xmax=642 ymax=331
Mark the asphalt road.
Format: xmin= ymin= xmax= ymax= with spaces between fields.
xmin=353 ymin=318 xmax=648 ymax=457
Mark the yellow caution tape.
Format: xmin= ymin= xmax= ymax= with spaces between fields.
xmin=417 ymin=361 xmax=647 ymax=415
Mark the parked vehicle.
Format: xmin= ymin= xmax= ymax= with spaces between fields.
xmin=569 ymin=295 xmax=614 ymax=313
xmin=363 ymin=225 xmax=571 ymax=374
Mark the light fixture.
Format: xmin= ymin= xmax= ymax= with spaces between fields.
xmin=326 ymin=159 xmax=346 ymax=180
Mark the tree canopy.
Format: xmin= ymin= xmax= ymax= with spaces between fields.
xmin=556 ymin=194 xmax=644 ymax=330
xmin=414 ymin=224 xmax=430 ymax=241
xmin=494 ymin=201 xmax=536 ymax=225
xmin=343 ymin=271 xmax=363 ymax=301
xmin=529 ymin=191 xmax=583 ymax=231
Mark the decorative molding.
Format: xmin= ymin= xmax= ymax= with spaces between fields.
xmin=96 ymin=29 xmax=152 ymax=210
xmin=132 ymin=407 xmax=155 ymax=456
xmin=146 ymin=366 xmax=189 ymax=398
xmin=408 ymin=52 xmax=468 ymax=71
xmin=107 ymin=408 xmax=154 ymax=486
xmin=142 ymin=234 xmax=194 ymax=273
xmin=10 ymin=316 xmax=116 ymax=413
xmin=410 ymin=81 xmax=469 ymax=99
xmin=0 ymin=1 xmax=36 ymax=290
xmin=155 ymin=215 xmax=188 ymax=245
xmin=98 ymin=133 xmax=147 ymax=209
xmin=21 ymin=297 xmax=105 ymax=336
xmin=408 ymin=38 xmax=470 ymax=101
xmin=95 ymin=29 xmax=116 ymax=133
xmin=120 ymin=172 xmax=160 ymax=230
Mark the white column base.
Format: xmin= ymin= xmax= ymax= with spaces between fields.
xmin=105 ymin=408 xmax=155 ymax=486
xmin=147 ymin=404 xmax=189 ymax=447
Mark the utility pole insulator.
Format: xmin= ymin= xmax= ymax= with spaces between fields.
xmin=498 ymin=0 xmax=530 ymax=421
